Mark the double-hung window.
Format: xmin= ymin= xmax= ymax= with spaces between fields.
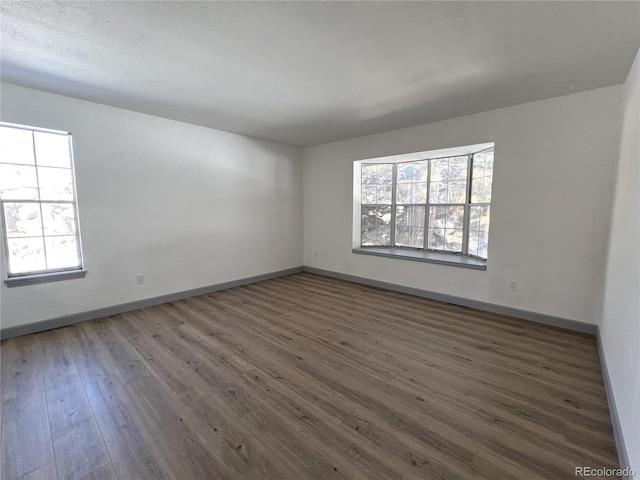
xmin=358 ymin=144 xmax=494 ymax=264
xmin=0 ymin=122 xmax=85 ymax=285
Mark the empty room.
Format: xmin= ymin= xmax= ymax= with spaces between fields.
xmin=1 ymin=1 xmax=638 ymax=479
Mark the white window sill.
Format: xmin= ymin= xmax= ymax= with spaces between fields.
xmin=5 ymin=269 xmax=87 ymax=287
xmin=352 ymin=247 xmax=486 ymax=270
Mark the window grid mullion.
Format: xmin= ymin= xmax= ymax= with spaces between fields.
xmin=31 ymin=131 xmax=50 ymax=272
xmin=67 ymin=134 xmax=84 ymax=269
xmin=360 ymin=166 xmax=366 ymax=247
xmin=424 ymin=159 xmax=431 ymax=250
xmin=390 ymin=164 xmax=397 ymax=247
xmin=6 ymin=233 xmax=77 ymax=240
xmin=0 ymin=199 xmax=76 ymax=205
xmin=462 ymin=154 xmax=473 ymax=255
xmin=0 ymin=161 xmax=71 ymax=170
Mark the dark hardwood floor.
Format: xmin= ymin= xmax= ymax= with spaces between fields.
xmin=1 ymin=273 xmax=618 ymax=479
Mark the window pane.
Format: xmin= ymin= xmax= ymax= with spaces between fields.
xmin=397 ymin=163 xmax=413 ymax=183
xmin=428 ymin=206 xmax=464 ymax=252
xmin=362 ymin=163 xmax=392 ymax=185
xmin=45 ymin=235 xmax=80 ymax=269
xmin=471 ymin=178 xmax=484 ymax=204
xmin=397 ymin=205 xmax=426 ymax=229
xmin=0 ymin=164 xmax=39 ymax=200
xmin=361 ymin=206 xmax=377 ymax=245
xmin=411 ymin=183 xmax=427 ymax=203
xmin=429 ymin=228 xmax=461 ymax=251
xmin=38 ymin=167 xmax=74 ymax=201
xmin=397 ymin=161 xmax=428 ymax=207
xmin=430 ymin=159 xmax=448 ymax=182
xmin=430 ymin=205 xmax=464 ymax=229
xmin=361 ymin=205 xmax=391 ymax=246
xmin=396 ymin=226 xmax=409 ymax=246
xmin=396 ymin=206 xmax=425 ymax=248
xmin=396 ymin=205 xmax=407 ymax=227
xmin=445 ymin=229 xmax=464 ymax=252
xmin=378 ymin=205 xmax=392 ymax=225
xmin=430 ymin=157 xmax=469 ymax=204
xmin=428 ymin=205 xmax=447 ymax=228
xmin=484 ymin=182 xmax=492 ymax=203
xmin=470 ymin=205 xmax=490 ymax=232
xmin=376 ymin=184 xmax=392 ymax=204
xmin=429 ymin=181 xmax=447 ymax=204
xmin=34 ymin=132 xmax=71 ymax=168
xmin=3 ymin=202 xmax=43 ymax=237
xmin=376 ymin=206 xmax=392 ymax=246
xmin=377 ymin=164 xmax=393 ymax=184
xmin=477 ymin=230 xmax=489 ymax=258
xmin=362 ymin=165 xmax=378 ymax=185
xmin=362 ymin=185 xmax=376 ymax=204
xmin=473 ymin=160 xmax=488 ymax=177
xmin=7 ymin=237 xmax=46 ymax=274
xmin=468 ymin=231 xmax=480 ymax=257
xmin=397 ymin=226 xmax=425 ymax=248
xmin=472 ymin=176 xmax=490 ymax=203
xmin=427 ymin=227 xmax=445 ymax=250
xmin=447 ymin=180 xmax=467 ymax=203
xmin=471 ymin=150 xmax=494 ymax=203
xmin=469 ymin=206 xmax=490 ymax=258
xmin=0 ymin=127 xmax=35 ymax=165
xmin=407 ymin=205 xmax=425 ymax=227
xmin=42 ymin=203 xmax=77 ymax=236
xmin=376 ymin=225 xmax=391 ymax=246
xmin=362 ymin=226 xmax=377 ymax=246
xmin=361 ymin=206 xmax=377 ymax=229
xmin=447 ymin=157 xmax=468 ymax=180
xmin=412 ymin=161 xmax=428 ymax=183
xmin=445 ymin=206 xmax=465 ymax=230
xmin=396 ymin=183 xmax=411 ymax=204
xmin=474 ymin=149 xmax=494 ymax=170
xmin=468 ymin=230 xmax=489 ymax=258
xmin=409 ymin=227 xmax=425 ymax=248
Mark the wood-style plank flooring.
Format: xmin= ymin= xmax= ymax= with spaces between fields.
xmin=1 ymin=273 xmax=618 ymax=479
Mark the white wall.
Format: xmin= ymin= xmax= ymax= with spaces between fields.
xmin=303 ymin=86 xmax=622 ymax=325
xmin=0 ymin=83 xmax=303 ymax=330
xmin=602 ymin=48 xmax=640 ymax=472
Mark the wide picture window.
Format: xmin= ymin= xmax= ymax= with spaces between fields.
xmin=360 ymin=146 xmax=494 ymax=261
xmin=0 ymin=123 xmax=85 ymax=283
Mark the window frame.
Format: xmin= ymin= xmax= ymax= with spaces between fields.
xmin=0 ymin=122 xmax=86 ymax=286
xmin=357 ymin=145 xmax=494 ymax=264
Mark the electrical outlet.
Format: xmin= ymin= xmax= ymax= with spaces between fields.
xmin=136 ymin=273 xmax=144 ymax=285
xmin=509 ymin=280 xmax=518 ymax=291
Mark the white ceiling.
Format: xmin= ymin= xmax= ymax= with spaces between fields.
xmin=1 ymin=1 xmax=639 ymax=147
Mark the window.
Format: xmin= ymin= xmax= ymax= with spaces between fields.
xmin=0 ymin=123 xmax=85 ymax=284
xmin=358 ymin=144 xmax=494 ymax=264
